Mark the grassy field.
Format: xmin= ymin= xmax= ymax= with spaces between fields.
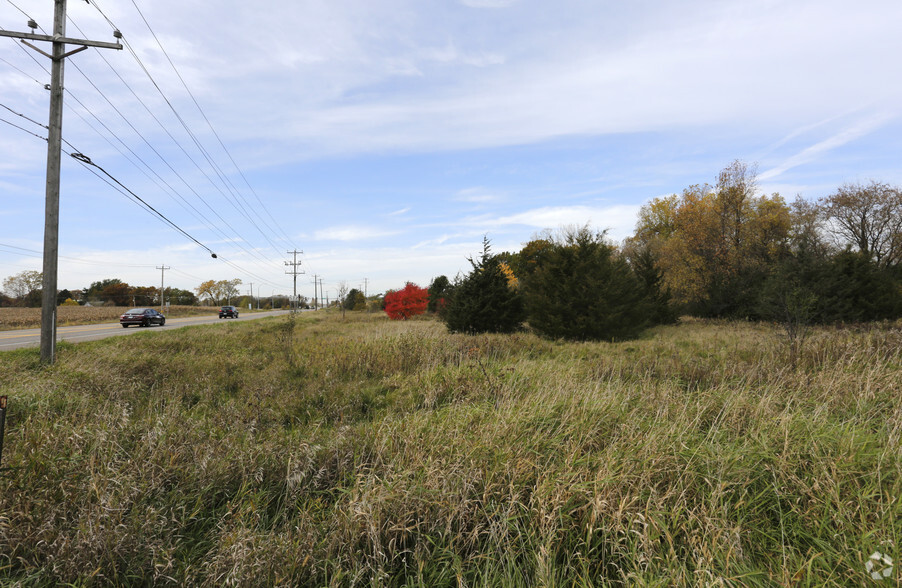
xmin=0 ymin=305 xmax=236 ymax=330
xmin=0 ymin=312 xmax=899 ymax=586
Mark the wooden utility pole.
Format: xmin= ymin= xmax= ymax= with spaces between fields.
xmin=156 ymin=265 xmax=169 ymax=314
xmin=311 ymin=274 xmax=318 ymax=310
xmin=0 ymin=1 xmax=122 ymax=363
xmin=284 ymin=250 xmax=303 ymax=312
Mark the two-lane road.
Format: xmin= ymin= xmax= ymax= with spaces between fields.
xmin=0 ymin=309 xmax=290 ymax=352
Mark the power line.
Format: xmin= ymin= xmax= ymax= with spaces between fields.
xmin=9 ymin=5 xmax=279 ymax=266
xmin=85 ymin=0 xmax=300 ymax=255
xmin=2 ymin=8 xmax=292 ymax=295
xmin=0 ymin=101 xmax=47 ymax=130
xmin=0 ymin=0 xmax=123 ymax=365
xmin=0 ymin=54 xmax=43 ymax=84
xmin=3 ymin=0 xmax=33 ymax=20
xmin=28 ymin=12 xmax=282 ymax=270
xmin=77 ymin=12 xmax=287 ymax=259
xmin=0 ymin=242 xmax=159 ymax=268
xmin=123 ymin=0 xmax=299 ymax=250
xmin=0 ymin=133 xmax=287 ymax=294
xmin=0 ymin=115 xmax=46 ymax=140
xmin=67 ymin=150 xmax=218 ymax=259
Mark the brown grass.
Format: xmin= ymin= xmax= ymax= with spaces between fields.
xmin=0 ymin=313 xmax=899 ymax=586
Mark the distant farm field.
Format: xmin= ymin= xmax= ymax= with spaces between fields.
xmin=0 ymin=313 xmax=900 ymax=586
xmin=0 ymin=305 xmax=220 ymax=330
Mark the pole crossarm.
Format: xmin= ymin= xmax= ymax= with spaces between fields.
xmin=0 ymin=30 xmax=123 ymax=50
xmin=0 ymin=31 xmax=121 ymax=62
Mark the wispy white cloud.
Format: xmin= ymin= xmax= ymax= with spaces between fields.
xmin=472 ymin=205 xmax=641 ymax=240
xmin=460 ymin=0 xmax=519 ymax=7
xmin=313 ymin=225 xmax=400 ymax=242
xmin=759 ymin=112 xmax=897 ymax=181
xmin=454 ymin=187 xmax=504 ymax=203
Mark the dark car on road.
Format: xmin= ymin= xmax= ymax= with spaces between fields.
xmin=219 ymin=305 xmax=239 ymax=319
xmin=120 ymin=308 xmax=166 ymax=328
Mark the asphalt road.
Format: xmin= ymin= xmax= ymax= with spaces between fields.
xmin=0 ymin=309 xmax=291 ymax=352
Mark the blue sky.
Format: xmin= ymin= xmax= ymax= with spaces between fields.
xmin=2 ymin=0 xmax=901 ymax=301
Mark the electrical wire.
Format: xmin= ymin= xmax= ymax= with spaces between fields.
xmin=1 ymin=114 xmax=287 ymax=290
xmin=62 ymin=47 xmax=264 ymax=254
xmin=73 ymin=6 xmax=284 ymax=259
xmin=3 ymin=0 xmax=32 ymax=20
xmin=0 ymin=55 xmax=43 ymax=84
xmin=116 ymin=34 xmax=286 ymax=256
xmin=0 ymin=101 xmax=47 ymax=130
xmin=66 ymin=150 xmax=219 ymax=259
xmin=0 ymin=242 xmax=157 ymax=268
xmin=0 ymin=115 xmax=45 ymax=140
xmin=122 ymin=0 xmax=299 ymax=250
xmin=24 ymin=11 xmax=283 ymax=269
xmin=4 ymin=16 xmax=226 ymax=253
xmin=2 ymin=10 xmax=292 ymax=291
xmin=87 ymin=0 xmax=299 ymax=255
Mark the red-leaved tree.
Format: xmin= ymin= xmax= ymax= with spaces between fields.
xmin=384 ymin=282 xmax=429 ymax=320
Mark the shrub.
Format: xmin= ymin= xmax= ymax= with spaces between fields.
xmin=427 ymin=275 xmax=450 ymax=314
xmin=441 ymin=237 xmax=525 ymax=334
xmin=522 ymin=226 xmax=650 ymax=341
xmin=384 ymin=283 xmax=429 ymax=320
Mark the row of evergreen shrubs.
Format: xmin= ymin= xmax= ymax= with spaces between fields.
xmin=424 ymin=225 xmax=902 ymax=342
xmin=436 ymin=227 xmax=675 ymax=341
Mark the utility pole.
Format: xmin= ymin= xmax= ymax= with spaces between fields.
xmin=156 ymin=265 xmax=169 ymax=314
xmin=312 ymin=274 xmax=319 ymax=310
xmin=0 ymin=2 xmax=122 ymax=364
xmin=285 ymin=250 xmax=304 ymax=312
xmin=248 ymin=282 xmax=253 ymax=310
xmin=363 ymin=277 xmax=369 ymax=299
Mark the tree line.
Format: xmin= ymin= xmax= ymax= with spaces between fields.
xmin=0 ymin=275 xmax=201 ymax=308
xmin=380 ymin=161 xmax=901 ymax=340
xmin=4 ymin=160 xmax=900 ymax=328
xmin=624 ymin=161 xmax=902 ymax=323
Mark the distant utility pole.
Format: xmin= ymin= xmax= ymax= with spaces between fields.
xmin=317 ymin=277 xmax=324 ymax=309
xmin=363 ymin=277 xmax=369 ymax=299
xmin=285 ymin=250 xmax=304 ymax=312
xmin=312 ymin=274 xmax=319 ymax=310
xmin=156 ymin=265 xmax=169 ymax=314
xmin=0 ymin=1 xmax=122 ymax=364
xmin=249 ymin=282 xmax=253 ymax=309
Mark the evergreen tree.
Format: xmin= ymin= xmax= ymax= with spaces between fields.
xmin=522 ymin=226 xmax=650 ymax=341
xmin=441 ymin=238 xmax=525 ymax=334
xmin=427 ymin=275 xmax=451 ymax=314
xmin=630 ymin=246 xmax=678 ymax=325
xmin=814 ymin=250 xmax=902 ymax=322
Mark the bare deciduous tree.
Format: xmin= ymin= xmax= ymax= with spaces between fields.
xmin=820 ymin=181 xmax=902 ymax=266
xmin=2 ymin=270 xmax=42 ymax=300
xmin=337 ymin=281 xmax=349 ymax=318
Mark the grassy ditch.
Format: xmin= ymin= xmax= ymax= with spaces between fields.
xmin=0 ymin=313 xmax=899 ymax=586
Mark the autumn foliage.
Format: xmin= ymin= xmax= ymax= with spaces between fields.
xmin=384 ymin=282 xmax=429 ymax=320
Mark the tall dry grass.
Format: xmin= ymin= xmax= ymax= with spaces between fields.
xmin=0 ymin=312 xmax=899 ymax=586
